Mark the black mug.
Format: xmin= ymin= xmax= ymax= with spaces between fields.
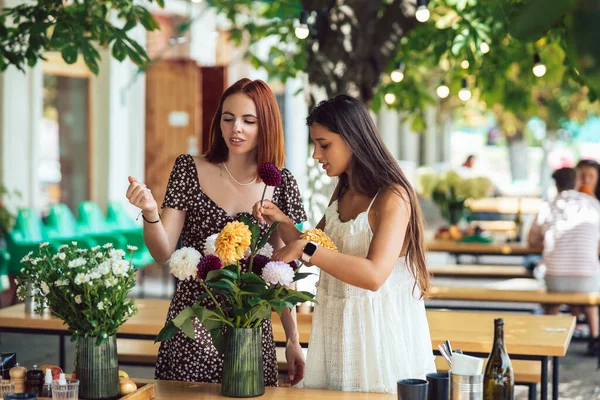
xmin=426 ymin=372 xmax=449 ymax=400
xmin=398 ymin=378 xmax=428 ymax=400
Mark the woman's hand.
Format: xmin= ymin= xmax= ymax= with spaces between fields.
xmin=252 ymin=200 xmax=288 ymax=225
xmin=126 ymin=176 xmax=158 ymax=215
xmin=285 ymin=339 xmax=305 ymax=386
xmin=271 ymin=240 xmax=307 ymax=263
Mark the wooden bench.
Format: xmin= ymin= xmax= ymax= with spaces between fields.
xmin=429 ymin=265 xmax=533 ymax=279
xmin=429 ymin=285 xmax=600 ymax=306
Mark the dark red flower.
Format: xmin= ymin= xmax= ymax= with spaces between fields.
xmin=248 ymin=254 xmax=270 ymax=276
xmin=258 ymin=162 xmax=282 ymax=187
xmin=197 ymin=254 xmax=223 ymax=280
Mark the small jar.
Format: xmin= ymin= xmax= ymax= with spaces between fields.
xmin=26 ymin=365 xmax=44 ymax=395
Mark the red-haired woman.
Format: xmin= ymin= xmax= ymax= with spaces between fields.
xmin=126 ymin=79 xmax=307 ymax=385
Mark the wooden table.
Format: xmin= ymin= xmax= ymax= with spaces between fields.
xmin=427 ymin=240 xmax=541 ymax=257
xmin=0 ymin=300 xmax=573 ymax=400
xmin=133 ymin=378 xmax=396 ymax=399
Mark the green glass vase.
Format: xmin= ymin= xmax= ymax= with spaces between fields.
xmin=76 ymin=335 xmax=120 ymax=400
xmin=221 ymin=327 xmax=265 ymax=398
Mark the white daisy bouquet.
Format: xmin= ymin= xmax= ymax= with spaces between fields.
xmin=15 ymin=241 xmax=138 ymax=345
xmin=156 ymin=163 xmax=317 ymax=351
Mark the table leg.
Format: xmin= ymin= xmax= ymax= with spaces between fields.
xmin=59 ymin=334 xmax=66 ymax=371
xmin=541 ymin=356 xmax=548 ymax=400
xmin=552 ymin=356 xmax=559 ymax=400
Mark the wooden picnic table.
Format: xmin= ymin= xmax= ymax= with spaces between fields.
xmin=0 ymin=300 xmax=573 ymax=400
xmin=131 ymin=378 xmax=396 ymax=399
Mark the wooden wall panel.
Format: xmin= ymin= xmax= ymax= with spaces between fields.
xmin=200 ymin=66 xmax=227 ymax=152
xmin=145 ymin=59 xmax=200 ymax=207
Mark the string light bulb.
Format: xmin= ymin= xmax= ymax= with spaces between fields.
xmin=458 ymin=78 xmax=471 ymax=101
xmin=295 ymin=10 xmax=310 ymax=40
xmin=191 ymin=0 xmax=202 ymax=3
xmin=384 ymin=93 xmax=396 ymax=105
xmin=480 ymin=42 xmax=490 ymax=54
xmin=415 ymin=0 xmax=430 ymax=22
xmin=461 ymin=60 xmax=470 ymax=69
xmin=390 ymin=62 xmax=404 ymax=83
xmin=436 ymin=81 xmax=450 ymax=99
xmin=532 ymin=53 xmax=546 ymax=77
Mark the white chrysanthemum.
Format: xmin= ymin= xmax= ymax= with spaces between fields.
xmin=57 ymin=252 xmax=66 ymax=261
xmin=96 ymin=252 xmax=103 ymax=259
xmin=169 ymin=247 xmax=202 ymax=281
xmin=40 ymin=282 xmax=50 ymax=295
xmin=54 ymin=279 xmax=69 ymax=287
xmin=104 ymin=277 xmax=117 ymax=288
xmin=91 ymin=245 xmax=100 ymax=252
xmin=112 ymin=260 xmax=131 ymax=276
xmin=30 ymin=258 xmax=39 ymax=266
xmin=103 ymin=243 xmax=113 ymax=249
xmin=257 ymin=243 xmax=274 ymax=258
xmin=261 ymin=261 xmax=295 ymax=286
xmin=58 ymin=244 xmax=68 ymax=251
xmin=127 ymin=245 xmax=138 ymax=252
xmin=39 ymin=242 xmax=49 ymax=249
xmin=75 ymin=248 xmax=88 ymax=254
xmin=71 ymin=241 xmax=78 ymax=246
xmin=97 ymin=301 xmax=105 ymax=310
xmin=88 ymin=271 xmax=101 ymax=280
xmin=97 ymin=261 xmax=111 ymax=276
xmin=203 ymin=234 xmax=218 ymax=255
xmin=74 ymin=273 xmax=89 ymax=285
xmin=75 ymin=295 xmax=82 ymax=304
xmin=68 ymin=258 xmax=86 ymax=269
xmin=109 ymin=249 xmax=125 ymax=259
xmin=20 ymin=251 xmax=33 ymax=263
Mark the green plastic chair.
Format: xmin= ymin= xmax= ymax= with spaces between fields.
xmin=105 ymin=201 xmax=154 ymax=269
xmin=5 ymin=208 xmax=54 ymax=275
xmin=76 ymin=201 xmax=127 ymax=250
xmin=45 ymin=203 xmax=97 ymax=248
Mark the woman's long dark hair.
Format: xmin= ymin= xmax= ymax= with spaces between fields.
xmin=307 ymin=95 xmax=430 ymax=298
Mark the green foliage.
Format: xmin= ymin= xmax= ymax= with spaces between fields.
xmin=0 ymin=0 xmax=164 ymax=74
xmin=0 ymin=186 xmax=20 ymax=240
xmin=15 ymin=242 xmax=139 ymax=345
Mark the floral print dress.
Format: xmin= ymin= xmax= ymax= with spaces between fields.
xmin=154 ymin=154 xmax=307 ymax=385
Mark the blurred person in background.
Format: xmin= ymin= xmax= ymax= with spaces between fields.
xmin=528 ymin=167 xmax=600 ymax=355
xmin=576 ymin=159 xmax=600 ymax=201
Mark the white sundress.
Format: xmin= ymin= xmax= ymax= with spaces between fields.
xmin=301 ymin=194 xmax=436 ymax=393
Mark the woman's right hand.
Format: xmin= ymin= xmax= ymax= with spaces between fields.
xmin=126 ymin=176 xmax=158 ymax=214
xmin=253 ymin=200 xmax=287 ymax=225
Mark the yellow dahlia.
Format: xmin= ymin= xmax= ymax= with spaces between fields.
xmin=215 ymin=221 xmax=252 ymax=265
xmin=301 ymin=229 xmax=338 ymax=252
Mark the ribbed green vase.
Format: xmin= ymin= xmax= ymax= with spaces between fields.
xmin=221 ymin=327 xmax=265 ymax=398
xmin=76 ymin=335 xmax=120 ymax=400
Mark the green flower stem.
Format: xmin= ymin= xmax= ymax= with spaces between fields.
xmin=260 ymin=184 xmax=268 ymax=207
xmin=199 ymin=280 xmax=228 ymax=320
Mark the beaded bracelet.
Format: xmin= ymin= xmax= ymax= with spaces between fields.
xmin=137 ymin=211 xmax=160 ymax=224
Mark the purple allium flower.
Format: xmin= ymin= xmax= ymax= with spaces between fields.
xmin=247 ymin=254 xmax=270 ymax=276
xmin=258 ymin=162 xmax=282 ymax=187
xmin=197 ymin=254 xmax=223 ymax=280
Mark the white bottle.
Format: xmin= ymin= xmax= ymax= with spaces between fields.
xmin=41 ymin=368 xmax=53 ymax=397
xmin=58 ymin=372 xmax=67 ymax=385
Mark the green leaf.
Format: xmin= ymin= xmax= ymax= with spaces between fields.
xmin=155 ymin=320 xmax=179 ymax=343
xmin=241 ymin=272 xmax=265 ymax=284
xmin=206 ymin=269 xmax=238 ymax=282
xmin=61 ymin=44 xmax=78 ymax=64
xmin=206 ymin=279 xmax=236 ymax=291
xmin=172 ymin=306 xmax=197 ymax=328
xmin=209 ymin=328 xmax=225 ymax=353
xmin=509 ymin=0 xmax=578 ymax=41
xmin=181 ymin=318 xmax=195 ymax=340
xmin=293 ymin=272 xmax=314 ymax=281
xmin=112 ymin=39 xmax=128 ymax=62
xmin=201 ymin=317 xmax=223 ymax=331
xmin=256 ymin=221 xmax=279 ymax=250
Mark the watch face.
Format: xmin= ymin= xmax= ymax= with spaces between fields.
xmin=304 ymin=242 xmax=317 ymax=257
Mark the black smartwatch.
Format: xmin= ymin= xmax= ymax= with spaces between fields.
xmin=301 ymin=241 xmax=318 ymax=263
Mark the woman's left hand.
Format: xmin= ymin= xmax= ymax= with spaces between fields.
xmin=285 ymin=340 xmax=305 ymax=386
xmin=271 ymin=240 xmax=306 ymax=263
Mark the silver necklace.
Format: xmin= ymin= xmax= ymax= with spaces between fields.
xmin=221 ymin=162 xmax=256 ymax=186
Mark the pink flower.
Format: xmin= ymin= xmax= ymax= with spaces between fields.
xmin=258 ymin=162 xmax=282 ymax=187
xmin=197 ymin=254 xmax=223 ymax=280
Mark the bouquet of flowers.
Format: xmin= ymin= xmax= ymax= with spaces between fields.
xmin=417 ymin=168 xmax=493 ymax=225
xmin=15 ymin=241 xmax=138 ymax=344
xmin=156 ymin=163 xmax=320 ymax=351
